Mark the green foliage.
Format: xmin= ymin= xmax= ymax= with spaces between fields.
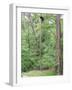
xmin=21 ymin=13 xmax=63 ymax=74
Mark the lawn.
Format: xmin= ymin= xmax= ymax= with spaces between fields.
xmin=21 ymin=69 xmax=57 ymax=77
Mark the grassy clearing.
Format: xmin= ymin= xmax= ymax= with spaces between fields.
xmin=21 ymin=69 xmax=57 ymax=77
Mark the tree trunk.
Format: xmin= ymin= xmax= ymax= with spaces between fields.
xmin=56 ymin=14 xmax=62 ymax=75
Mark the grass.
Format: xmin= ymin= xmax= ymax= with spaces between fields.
xmin=21 ymin=69 xmax=57 ymax=77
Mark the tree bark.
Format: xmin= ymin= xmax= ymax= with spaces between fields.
xmin=56 ymin=15 xmax=62 ymax=75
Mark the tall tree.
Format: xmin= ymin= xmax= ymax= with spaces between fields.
xmin=56 ymin=14 xmax=62 ymax=75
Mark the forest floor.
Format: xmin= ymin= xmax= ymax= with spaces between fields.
xmin=21 ymin=69 xmax=57 ymax=77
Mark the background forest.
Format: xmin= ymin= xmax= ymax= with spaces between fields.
xmin=21 ymin=12 xmax=63 ymax=76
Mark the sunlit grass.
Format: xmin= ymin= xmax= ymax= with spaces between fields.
xmin=21 ymin=69 xmax=57 ymax=77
